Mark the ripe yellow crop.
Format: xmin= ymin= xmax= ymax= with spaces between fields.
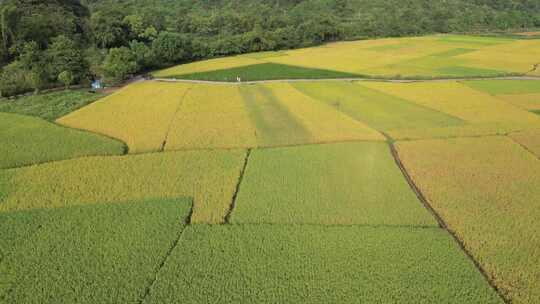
xmin=362 ymin=81 xmax=540 ymax=139
xmin=0 ymin=149 xmax=247 ymax=224
xmin=395 ymin=136 xmax=540 ymax=303
xmin=497 ymin=93 xmax=540 ymax=111
xmin=152 ymin=35 xmax=537 ymax=78
xmin=164 ymin=84 xmax=257 ymax=150
xmin=262 ymin=83 xmax=385 ymax=142
xmin=57 ymin=81 xmax=192 ymax=153
xmin=509 ymin=129 xmax=540 ymax=157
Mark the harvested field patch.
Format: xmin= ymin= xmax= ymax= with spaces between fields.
xmin=164 ymin=84 xmax=257 ymax=150
xmin=396 ymin=136 xmax=540 ymax=303
xmin=57 ymin=81 xmax=191 ymax=153
xmin=144 ymin=225 xmax=502 ymax=304
xmin=0 ymin=199 xmax=191 ymax=304
xmin=0 ymin=149 xmax=246 ymax=224
xmin=292 ymin=81 xmax=463 ymax=131
xmin=232 ymin=142 xmax=436 ymax=226
xmin=0 ymin=112 xmax=125 ymax=169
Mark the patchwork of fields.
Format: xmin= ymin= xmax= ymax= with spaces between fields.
xmin=153 ymin=34 xmax=540 ymax=80
xmin=2 ymin=34 xmax=540 ymax=303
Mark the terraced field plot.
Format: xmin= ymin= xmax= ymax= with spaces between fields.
xmin=293 ymin=81 xmax=464 ymax=131
xmin=58 ymin=81 xmax=192 ymax=153
xmin=0 ymin=149 xmax=245 ymax=223
xmin=153 ymin=34 xmax=540 ymax=79
xmin=463 ymin=80 xmax=540 ymax=112
xmin=360 ymin=81 xmax=540 ymax=140
xmin=0 ymin=112 xmax=124 ymax=169
xmin=57 ymin=81 xmax=383 ymax=152
xmin=396 ymin=136 xmax=540 ymax=303
xmin=3 ymin=35 xmax=540 ymax=303
xmin=144 ymin=225 xmax=502 ymax=304
xmin=0 ymin=199 xmax=191 ymax=304
xmin=232 ymin=142 xmax=436 ymax=226
xmin=164 ymin=84 xmax=257 ymax=150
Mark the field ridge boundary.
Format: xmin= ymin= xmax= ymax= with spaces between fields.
xmin=138 ymin=201 xmax=194 ymax=304
xmin=507 ymin=135 xmax=540 ymax=160
xmin=224 ymin=149 xmax=252 ymax=224
xmin=383 ymin=133 xmax=510 ymax=304
xmin=160 ymin=88 xmax=192 ymax=152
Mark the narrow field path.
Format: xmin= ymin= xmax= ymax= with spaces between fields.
xmin=153 ymin=75 xmax=540 ymax=85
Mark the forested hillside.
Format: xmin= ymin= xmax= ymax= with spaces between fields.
xmin=0 ymin=0 xmax=539 ymax=96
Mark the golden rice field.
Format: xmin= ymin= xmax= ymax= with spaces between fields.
xmin=396 ymin=136 xmax=540 ymax=303
xmin=2 ymin=34 xmax=540 ymax=303
xmin=153 ymin=34 xmax=540 ymax=79
xmin=0 ymin=149 xmax=246 ymax=224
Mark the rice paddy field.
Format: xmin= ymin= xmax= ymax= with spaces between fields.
xmin=153 ymin=34 xmax=540 ymax=80
xmin=2 ymin=34 xmax=540 ymax=303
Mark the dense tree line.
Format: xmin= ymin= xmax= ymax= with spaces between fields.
xmin=0 ymin=0 xmax=539 ymax=96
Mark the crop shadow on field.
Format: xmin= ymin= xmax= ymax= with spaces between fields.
xmin=162 ymin=63 xmax=361 ymax=82
xmin=239 ymin=85 xmax=312 ymax=146
xmin=0 ymin=198 xmax=192 ymax=303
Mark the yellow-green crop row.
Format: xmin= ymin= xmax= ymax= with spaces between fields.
xmin=396 ymin=136 xmax=540 ymax=303
xmin=57 ymin=81 xmax=191 ymax=153
xmin=0 ymin=149 xmax=246 ymax=224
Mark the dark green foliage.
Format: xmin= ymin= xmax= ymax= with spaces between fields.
xmin=1 ymin=0 xmax=539 ymax=96
xmin=0 ymin=89 xmax=105 ymax=121
xmin=172 ymin=63 xmax=361 ymax=81
xmin=152 ymin=32 xmax=188 ymax=65
xmin=0 ymin=198 xmax=192 ymax=304
xmin=47 ymin=35 xmax=88 ymax=82
xmin=102 ymin=46 xmax=137 ymax=82
xmin=532 ymin=109 xmax=540 ymax=116
xmin=145 ymin=225 xmax=502 ymax=304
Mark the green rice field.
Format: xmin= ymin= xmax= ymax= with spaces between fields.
xmin=2 ymin=34 xmax=540 ymax=303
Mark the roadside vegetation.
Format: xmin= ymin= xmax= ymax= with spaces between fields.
xmin=0 ymin=89 xmax=105 ymax=121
